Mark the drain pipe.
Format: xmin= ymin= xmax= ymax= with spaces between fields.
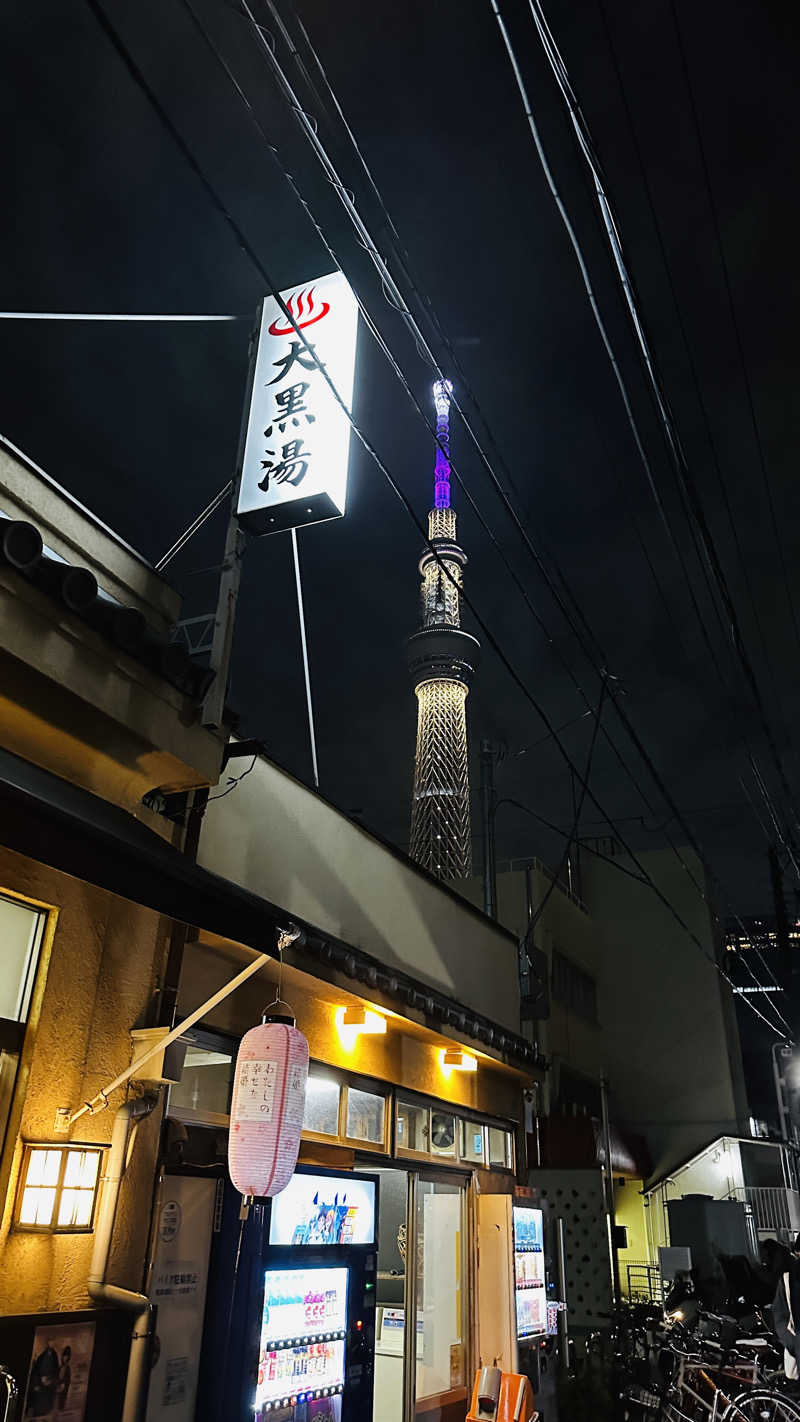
xmin=89 ymin=1094 xmax=159 ymax=1422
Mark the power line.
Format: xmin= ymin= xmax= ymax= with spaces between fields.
xmin=85 ymin=0 xmax=780 ymax=1030
xmin=249 ymin=0 xmax=800 ymax=1013
xmin=249 ymin=0 xmax=795 ymax=1014
xmin=0 ymin=311 xmax=243 ymax=321
xmin=513 ymin=0 xmax=800 ymax=875
xmin=216 ymin=0 xmax=794 ymax=970
xmin=522 ymin=682 xmax=606 ymax=946
xmin=667 ymin=0 xmax=800 ymax=672
xmin=238 ymin=0 xmax=793 ymax=1021
xmin=228 ymin=0 xmax=784 ymax=948
xmin=594 ymin=0 xmax=797 ymax=800
xmin=156 ymin=479 xmax=233 ymax=571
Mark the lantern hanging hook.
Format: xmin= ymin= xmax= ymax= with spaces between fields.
xmin=262 ymin=923 xmax=301 ymax=1021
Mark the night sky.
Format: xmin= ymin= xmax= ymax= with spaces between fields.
xmin=2 ymin=0 xmax=799 ymax=923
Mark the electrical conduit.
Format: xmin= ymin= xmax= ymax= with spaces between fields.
xmin=88 ymin=1095 xmax=159 ymax=1422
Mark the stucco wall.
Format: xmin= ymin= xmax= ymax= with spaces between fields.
xmin=0 ymin=845 xmax=167 ymax=1313
xmin=197 ymin=755 xmax=521 ymax=1033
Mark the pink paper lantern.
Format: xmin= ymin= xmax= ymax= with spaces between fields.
xmin=228 ymin=1020 xmax=309 ymax=1198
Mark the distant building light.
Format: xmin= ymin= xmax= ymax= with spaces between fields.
xmin=733 ymin=985 xmax=781 ymax=994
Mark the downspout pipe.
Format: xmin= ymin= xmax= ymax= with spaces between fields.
xmin=88 ymin=1094 xmax=159 ymax=1422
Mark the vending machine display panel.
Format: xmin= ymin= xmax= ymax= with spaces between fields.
xmin=269 ymin=1174 xmax=376 ymax=1248
xmin=513 ymin=1206 xmax=546 ymax=1340
xmin=257 ymin=1266 xmax=348 ymax=1415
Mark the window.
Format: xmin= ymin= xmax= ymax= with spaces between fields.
xmin=0 ymin=891 xmax=46 ymax=1023
xmin=396 ymin=1100 xmax=429 ymax=1154
xmin=16 ymin=1145 xmax=103 ymax=1232
xmin=551 ymin=948 xmax=598 ymax=1023
xmin=303 ymin=1072 xmax=341 ymax=1138
xmin=0 ymin=892 xmax=49 ymax=1154
xmin=460 ymin=1120 xmax=486 ymax=1165
xmin=488 ymin=1126 xmax=513 ymax=1170
xmin=344 ymin=1087 xmax=386 ymax=1147
xmin=168 ymin=1033 xmax=235 ymax=1123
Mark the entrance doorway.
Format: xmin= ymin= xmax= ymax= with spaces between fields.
xmin=372 ymin=1166 xmax=469 ymax=1422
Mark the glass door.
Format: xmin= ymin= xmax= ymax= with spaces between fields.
xmin=372 ymin=1168 xmax=469 ymax=1422
xmin=411 ymin=1177 xmax=468 ymax=1419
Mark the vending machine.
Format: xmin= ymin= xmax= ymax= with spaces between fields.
xmin=198 ymin=1167 xmax=378 ymax=1422
xmin=512 ymin=1204 xmax=546 ymax=1343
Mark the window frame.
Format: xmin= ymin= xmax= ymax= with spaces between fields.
xmin=0 ymin=888 xmax=58 ymax=1212
xmin=166 ymin=1024 xmax=238 ymax=1129
xmin=300 ymin=1065 xmax=344 ymax=1145
xmin=14 ymin=1142 xmax=105 ymax=1235
xmin=0 ymin=889 xmax=48 ymax=1026
xmin=341 ymin=1081 xmax=390 ymax=1154
xmin=395 ymin=1089 xmax=515 ymax=1173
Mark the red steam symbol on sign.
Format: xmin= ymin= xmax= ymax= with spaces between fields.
xmin=268 ymin=286 xmax=331 ymax=337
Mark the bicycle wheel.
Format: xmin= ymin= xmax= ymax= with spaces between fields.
xmin=725 ymin=1390 xmax=800 ymax=1421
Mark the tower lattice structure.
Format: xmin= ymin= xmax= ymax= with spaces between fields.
xmin=407 ymin=381 xmax=480 ymax=880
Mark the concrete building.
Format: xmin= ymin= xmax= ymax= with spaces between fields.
xmin=468 ymin=838 xmax=750 ymax=1314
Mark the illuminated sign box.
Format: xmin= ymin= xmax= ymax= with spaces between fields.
xmin=269 ymin=1171 xmax=376 ymax=1247
xmin=513 ymin=1205 xmax=546 ymax=1339
xmin=237 ymin=270 xmax=359 ymax=536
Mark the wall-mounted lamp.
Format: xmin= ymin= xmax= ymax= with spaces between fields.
xmin=335 ymin=1006 xmax=387 ymax=1048
xmin=440 ymin=1048 xmax=478 ymax=1075
xmin=15 ymin=1144 xmax=104 ymax=1233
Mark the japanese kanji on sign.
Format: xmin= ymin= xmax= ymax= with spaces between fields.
xmin=237 ymin=269 xmax=359 ymax=535
xmin=228 ymin=1019 xmax=310 ymax=1199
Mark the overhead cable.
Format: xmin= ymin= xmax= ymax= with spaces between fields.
xmin=595 ymin=0 xmax=795 ymax=771
xmin=217 ymin=0 xmax=786 ymax=1010
xmin=667 ymin=0 xmax=800 ymax=670
xmin=221 ymin=0 xmax=784 ymax=988
xmin=510 ymin=0 xmax=800 ymax=873
xmin=86 ymin=0 xmax=780 ymax=1030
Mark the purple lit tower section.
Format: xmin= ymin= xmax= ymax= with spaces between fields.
xmin=407 ymin=381 xmax=480 ymax=880
xmin=433 ymin=378 xmax=453 ymax=510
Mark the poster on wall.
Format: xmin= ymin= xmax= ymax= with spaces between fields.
xmin=23 ymin=1321 xmax=95 ymax=1421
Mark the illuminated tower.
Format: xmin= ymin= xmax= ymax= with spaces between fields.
xmin=408 ymin=381 xmax=480 ymax=879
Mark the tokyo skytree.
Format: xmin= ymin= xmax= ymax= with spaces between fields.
xmin=407 ymin=381 xmax=480 ymax=880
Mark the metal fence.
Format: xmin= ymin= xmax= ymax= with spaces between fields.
xmin=729 ymin=1186 xmax=800 ymax=1234
xmin=625 ymin=1261 xmax=664 ymax=1304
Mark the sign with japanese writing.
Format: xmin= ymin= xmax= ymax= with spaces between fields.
xmin=228 ymin=1021 xmax=310 ymax=1198
xmin=237 ymin=270 xmax=359 ymax=535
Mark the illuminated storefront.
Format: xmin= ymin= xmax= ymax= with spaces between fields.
xmin=155 ymin=945 xmax=538 ymax=1422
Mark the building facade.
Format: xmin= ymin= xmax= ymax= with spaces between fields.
xmin=0 ymin=438 xmax=226 ymax=1412
xmin=0 ymin=439 xmax=537 ymax=1422
xmin=468 ymin=839 xmax=750 ymax=1317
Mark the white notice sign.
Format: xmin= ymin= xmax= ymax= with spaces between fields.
xmin=237 ymin=269 xmax=359 ymax=535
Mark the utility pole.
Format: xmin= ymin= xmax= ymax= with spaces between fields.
xmin=480 ymin=738 xmax=498 ymax=919
xmin=600 ymin=1076 xmax=621 ymax=1303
